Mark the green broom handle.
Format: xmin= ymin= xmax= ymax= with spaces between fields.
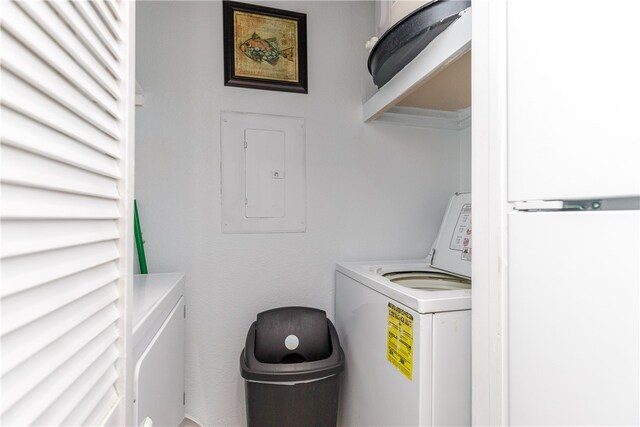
xmin=134 ymin=200 xmax=148 ymax=274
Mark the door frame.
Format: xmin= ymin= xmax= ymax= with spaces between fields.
xmin=471 ymin=0 xmax=509 ymax=425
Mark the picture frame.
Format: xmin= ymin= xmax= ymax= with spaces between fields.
xmin=223 ymin=1 xmax=308 ymax=94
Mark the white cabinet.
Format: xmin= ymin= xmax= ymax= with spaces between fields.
xmin=135 ymin=297 xmax=185 ymax=427
xmin=507 ymin=0 xmax=640 ymax=201
xmin=133 ymin=273 xmax=185 ymax=427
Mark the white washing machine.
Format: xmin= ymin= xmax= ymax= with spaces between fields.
xmin=335 ymin=193 xmax=471 ymax=426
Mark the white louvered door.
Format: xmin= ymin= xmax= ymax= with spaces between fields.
xmin=1 ymin=0 xmax=135 ymax=425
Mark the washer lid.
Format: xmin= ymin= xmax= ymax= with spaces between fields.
xmin=428 ymin=192 xmax=472 ymax=278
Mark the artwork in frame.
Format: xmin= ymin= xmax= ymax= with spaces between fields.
xmin=223 ymin=1 xmax=308 ymax=94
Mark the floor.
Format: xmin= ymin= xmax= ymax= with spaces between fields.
xmin=179 ymin=417 xmax=200 ymax=427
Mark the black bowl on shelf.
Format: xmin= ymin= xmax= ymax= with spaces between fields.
xmin=368 ymin=0 xmax=471 ymax=88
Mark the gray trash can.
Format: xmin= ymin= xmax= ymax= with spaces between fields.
xmin=240 ymin=306 xmax=345 ymax=427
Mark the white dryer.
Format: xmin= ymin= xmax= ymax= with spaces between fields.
xmin=335 ymin=193 xmax=471 ymax=426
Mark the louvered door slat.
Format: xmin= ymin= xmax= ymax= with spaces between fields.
xmin=1 ymin=241 xmax=120 ymax=298
xmin=1 ymin=184 xmax=121 ymax=220
xmin=1 ymin=285 xmax=119 ymax=374
xmin=62 ymin=366 xmax=119 ymax=426
xmin=1 ymin=107 xmax=120 ymax=179
xmin=2 ymin=318 xmax=118 ymax=413
xmin=16 ymin=0 xmax=122 ymax=86
xmin=1 ymin=6 xmax=119 ymax=119
xmin=72 ymin=0 xmax=121 ymax=61
xmin=1 ymin=220 xmax=119 ymax=259
xmin=31 ymin=341 xmax=119 ymax=426
xmin=90 ymin=0 xmax=122 ymax=41
xmin=5 ymin=1 xmax=121 ymax=100
xmin=1 ymin=30 xmax=121 ymax=137
xmin=48 ymin=0 xmax=122 ymax=84
xmin=2 ymin=269 xmax=119 ymax=346
xmin=103 ymin=0 xmax=122 ymax=23
xmin=1 ymin=70 xmax=120 ymax=157
xmin=81 ymin=386 xmax=119 ymax=426
xmin=1 ymin=0 xmax=133 ymax=424
xmin=1 ymin=145 xmax=120 ymax=201
xmin=4 ymin=338 xmax=119 ymax=426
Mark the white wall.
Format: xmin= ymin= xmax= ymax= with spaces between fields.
xmin=135 ymin=2 xmax=462 ymax=425
xmin=460 ymin=124 xmax=472 ymax=192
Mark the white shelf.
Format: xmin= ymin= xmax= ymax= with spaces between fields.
xmin=376 ymin=106 xmax=470 ymax=130
xmin=362 ymin=8 xmax=471 ymax=123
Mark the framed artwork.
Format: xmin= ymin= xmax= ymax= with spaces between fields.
xmin=223 ymin=1 xmax=308 ymax=93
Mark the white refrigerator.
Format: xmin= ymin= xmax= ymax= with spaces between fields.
xmin=506 ymin=1 xmax=640 ymax=425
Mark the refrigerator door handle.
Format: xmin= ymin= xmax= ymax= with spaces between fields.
xmin=512 ymin=197 xmax=640 ymax=212
xmin=512 ymin=200 xmax=602 ymax=212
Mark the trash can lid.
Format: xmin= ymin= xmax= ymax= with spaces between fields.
xmin=240 ymin=307 xmax=345 ymax=383
xmin=255 ymin=307 xmax=331 ymax=363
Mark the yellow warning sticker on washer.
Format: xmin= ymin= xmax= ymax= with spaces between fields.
xmin=387 ymin=302 xmax=413 ymax=380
